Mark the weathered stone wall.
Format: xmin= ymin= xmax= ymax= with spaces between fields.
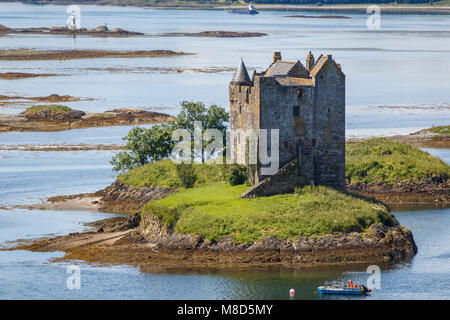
xmin=229 ymin=82 xmax=260 ymax=177
xmin=312 ymin=57 xmax=346 ymax=189
xmin=229 ymin=54 xmax=346 ymax=193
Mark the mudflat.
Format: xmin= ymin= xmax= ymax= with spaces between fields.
xmin=0 ymin=108 xmax=175 ymax=133
xmin=0 ymin=49 xmax=189 ymax=61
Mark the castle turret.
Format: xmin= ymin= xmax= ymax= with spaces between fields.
xmin=231 ymin=58 xmax=252 ymax=86
xmin=306 ymin=51 xmax=315 ymax=71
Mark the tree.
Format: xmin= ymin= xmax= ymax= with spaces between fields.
xmin=110 ymin=101 xmax=229 ymax=172
xmin=111 ymin=124 xmax=175 ymax=171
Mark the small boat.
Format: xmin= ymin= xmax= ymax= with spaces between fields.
xmin=228 ymin=3 xmax=259 ymax=15
xmin=317 ymin=272 xmax=371 ymax=295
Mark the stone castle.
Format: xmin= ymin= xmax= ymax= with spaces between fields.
xmin=229 ymin=52 xmax=345 ymax=196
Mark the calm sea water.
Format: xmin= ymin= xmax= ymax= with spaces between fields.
xmin=0 ymin=3 xmax=449 ymax=138
xmin=0 ymin=147 xmax=448 ymax=300
xmin=0 ymin=3 xmax=449 ymax=299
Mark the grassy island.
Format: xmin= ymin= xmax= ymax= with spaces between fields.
xmin=142 ymin=183 xmax=393 ymax=243
xmin=118 ymin=159 xmax=394 ymax=243
xmin=346 ymin=138 xmax=449 ymax=185
xmin=112 ymin=137 xmax=449 ymax=243
xmin=428 ymin=125 xmax=450 ymax=136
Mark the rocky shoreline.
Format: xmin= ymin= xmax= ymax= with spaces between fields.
xmin=348 ymin=127 xmax=450 ymax=149
xmin=8 ymin=214 xmax=417 ymax=269
xmin=10 ymin=173 xmax=446 ymax=268
xmin=0 ymin=49 xmax=188 ymax=61
xmin=0 ymin=108 xmax=174 ymax=133
xmin=1 ymin=24 xmax=266 ymax=39
xmin=0 ymin=24 xmax=143 ymax=37
xmin=348 ymin=175 xmax=450 ymax=207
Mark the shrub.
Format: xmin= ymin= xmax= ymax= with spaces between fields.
xmin=227 ymin=165 xmax=248 ymax=185
xmin=175 ymin=163 xmax=197 ymax=188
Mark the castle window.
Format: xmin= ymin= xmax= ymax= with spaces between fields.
xmin=293 ymin=106 xmax=300 ymax=117
xmin=284 ymin=141 xmax=288 ymax=150
xmin=239 ymin=105 xmax=242 ymax=114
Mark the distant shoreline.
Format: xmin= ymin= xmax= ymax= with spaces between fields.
xmin=11 ymin=1 xmax=450 ymax=14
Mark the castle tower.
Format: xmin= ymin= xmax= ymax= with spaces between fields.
xmin=229 ymin=52 xmax=345 ymax=193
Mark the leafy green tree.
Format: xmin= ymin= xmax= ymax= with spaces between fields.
xmin=111 ymin=101 xmax=229 ymax=172
xmin=111 ymin=124 xmax=175 ymax=171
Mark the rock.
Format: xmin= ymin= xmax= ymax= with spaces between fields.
xmin=50 ymin=27 xmax=68 ymax=32
xmin=21 ymin=109 xmax=86 ymax=121
xmin=97 ymin=179 xmax=176 ymax=214
xmin=0 ymin=24 xmax=11 ymax=32
xmin=92 ymin=25 xmax=109 ymax=32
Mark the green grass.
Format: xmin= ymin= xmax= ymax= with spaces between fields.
xmin=143 ymin=183 xmax=394 ymax=243
xmin=346 ymin=138 xmax=449 ymax=185
xmin=428 ymin=125 xmax=450 ymax=135
xmin=121 ymin=138 xmax=449 ymax=188
xmin=25 ymin=105 xmax=72 ymax=114
xmin=118 ymin=159 xmax=225 ymax=188
xmin=121 ymin=138 xmax=447 ymax=242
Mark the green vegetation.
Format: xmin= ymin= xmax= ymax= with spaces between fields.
xmin=110 ymin=101 xmax=228 ymax=172
xmin=118 ymin=159 xmax=248 ymax=188
xmin=121 ymin=137 xmax=448 ymax=188
xmin=428 ymin=125 xmax=450 ymax=135
xmin=143 ymin=183 xmax=394 ymax=242
xmin=118 ymin=159 xmax=225 ymax=188
xmin=118 ymin=135 xmax=446 ymax=243
xmin=346 ymin=138 xmax=449 ymax=185
xmin=24 ymin=105 xmax=72 ymax=114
